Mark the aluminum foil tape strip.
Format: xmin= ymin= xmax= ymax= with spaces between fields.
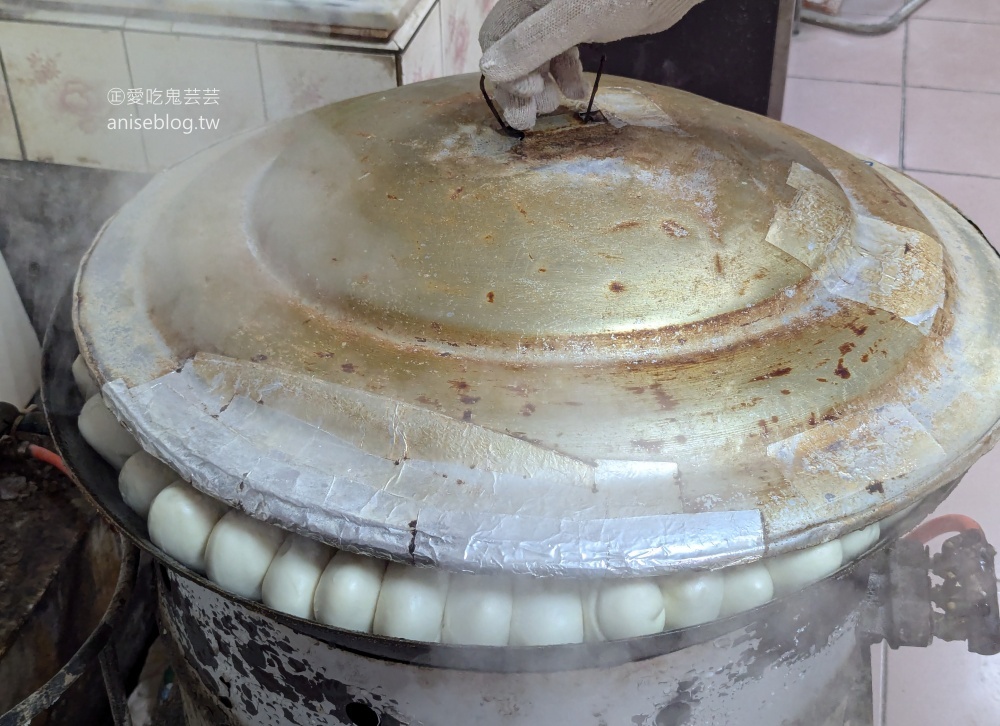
xmin=766 ymin=163 xmax=945 ymax=335
xmin=102 ymin=365 xmax=764 ymax=578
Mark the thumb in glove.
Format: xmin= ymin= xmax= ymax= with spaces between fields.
xmin=480 ymin=0 xmax=705 ymax=130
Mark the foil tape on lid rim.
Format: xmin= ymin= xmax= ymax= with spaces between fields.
xmin=73 ymin=74 xmax=1000 ymax=577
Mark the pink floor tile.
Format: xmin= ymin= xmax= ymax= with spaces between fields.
xmin=904 ymin=87 xmax=1000 ymax=178
xmin=886 ymin=641 xmax=1000 ymax=726
xmin=907 ymin=19 xmax=1000 ymax=94
xmin=788 ymin=14 xmax=1000 ymax=725
xmin=789 ymin=23 xmax=905 ymax=85
xmin=906 ymin=170 xmax=1000 ymax=248
xmin=915 ymin=0 xmax=1000 ymax=24
xmin=782 ymin=77 xmax=902 ymax=166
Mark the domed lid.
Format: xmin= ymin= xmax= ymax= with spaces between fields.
xmin=74 ymin=75 xmax=1000 ymax=577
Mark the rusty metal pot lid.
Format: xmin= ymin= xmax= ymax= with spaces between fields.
xmin=74 ymin=75 xmax=1000 ymax=578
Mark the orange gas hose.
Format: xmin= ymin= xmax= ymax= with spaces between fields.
xmin=27 ymin=444 xmax=73 ymax=478
xmin=906 ymin=514 xmax=984 ymax=544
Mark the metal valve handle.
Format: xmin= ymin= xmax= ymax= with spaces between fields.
xmin=929 ymin=528 xmax=1000 ymax=655
xmin=862 ymin=516 xmax=1000 ymax=655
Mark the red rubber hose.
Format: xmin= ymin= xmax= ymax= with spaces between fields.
xmin=906 ymin=514 xmax=984 ymax=544
xmin=27 ymin=444 xmax=73 ymax=478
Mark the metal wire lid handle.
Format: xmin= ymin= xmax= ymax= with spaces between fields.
xmin=479 ymin=54 xmax=606 ymax=138
xmin=479 ymin=75 xmax=525 ymax=139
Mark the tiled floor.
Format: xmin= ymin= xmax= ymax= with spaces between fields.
xmin=786 ymin=3 xmax=1000 ymax=724
xmin=784 ymin=0 xmax=1000 ymax=247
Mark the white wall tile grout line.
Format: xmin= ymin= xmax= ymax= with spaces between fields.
xmin=785 ymin=77 xmax=905 ymax=89
xmin=906 ymin=84 xmax=1000 ymax=97
xmin=786 ymin=75 xmax=903 ymax=88
xmin=879 ymin=640 xmax=889 ymax=726
xmin=909 ymin=16 xmax=1000 ymax=26
xmin=436 ymin=0 xmax=444 ymax=79
xmin=786 ymin=75 xmax=1000 ymax=99
xmin=0 ymin=44 xmax=26 ymax=161
xmin=903 ymin=166 xmax=1000 ymax=182
xmin=898 ymin=19 xmax=909 ymax=170
xmin=121 ymin=30 xmax=151 ymax=173
xmin=254 ymin=42 xmax=269 ymax=121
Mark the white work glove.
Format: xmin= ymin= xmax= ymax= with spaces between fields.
xmin=480 ymin=0 xmax=705 ymax=130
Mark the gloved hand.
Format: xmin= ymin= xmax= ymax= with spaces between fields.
xmin=479 ymin=0 xmax=705 ymax=130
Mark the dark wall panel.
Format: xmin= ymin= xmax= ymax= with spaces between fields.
xmin=580 ymin=0 xmax=794 ymax=118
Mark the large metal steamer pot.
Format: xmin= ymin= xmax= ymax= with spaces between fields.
xmin=57 ymin=75 xmax=1000 ymax=725
xmin=43 ymin=327 xmax=917 ymax=726
xmin=47 ymin=320 xmax=923 ymax=725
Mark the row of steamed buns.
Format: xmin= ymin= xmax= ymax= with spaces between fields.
xmin=73 ymin=355 xmax=883 ymax=646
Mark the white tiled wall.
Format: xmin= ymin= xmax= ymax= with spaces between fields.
xmin=440 ymin=0 xmax=497 ymax=75
xmin=0 ymin=22 xmax=146 ymax=170
xmin=26 ymin=0 xmax=424 ymax=34
xmin=400 ymin=3 xmax=443 ymax=85
xmin=122 ymin=17 xmax=173 ymax=33
xmin=124 ymin=32 xmax=264 ymax=168
xmin=0 ymin=0 xmax=487 ymax=172
xmin=258 ymin=44 xmax=396 ymax=122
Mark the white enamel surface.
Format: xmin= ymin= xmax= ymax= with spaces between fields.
xmin=659 ymin=571 xmax=725 ymax=630
xmin=147 ymin=482 xmax=227 ymax=572
xmin=509 ymin=579 xmax=584 ymax=646
xmin=205 ymin=511 xmax=287 ymax=600
xmin=595 ymin=579 xmax=667 ymax=641
xmin=373 ymin=564 xmax=450 ymax=643
xmin=765 ymin=540 xmax=844 ymax=595
xmin=78 ymin=395 xmax=141 ymax=469
xmin=119 ymin=451 xmax=179 ymax=518
xmin=841 ymin=522 xmax=881 ymax=561
xmin=442 ymin=574 xmax=513 ymax=646
xmin=313 ymin=552 xmax=387 ymax=633
xmin=719 ymin=564 xmax=774 ymax=618
xmin=72 ymin=354 xmax=100 ymax=400
xmin=261 ymin=534 xmax=333 ymax=619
